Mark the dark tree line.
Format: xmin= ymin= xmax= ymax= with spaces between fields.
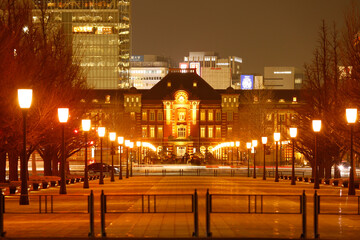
xmin=0 ymin=0 xmax=90 ymax=182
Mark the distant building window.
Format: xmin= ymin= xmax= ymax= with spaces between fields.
xmin=142 ymin=111 xmax=147 ymax=121
xmin=224 ymin=98 xmax=227 ymax=103
xmin=136 ymin=97 xmax=139 ymax=102
xmin=157 ymin=126 xmax=163 ymax=138
xmin=227 ymin=112 xmax=233 ymax=121
xmin=229 ymin=98 xmax=232 ymax=102
xmin=150 ymin=126 xmax=155 ymax=138
xmin=167 ymin=81 xmax=171 ymax=87
xmin=279 ymin=114 xmax=285 ymax=122
xmin=193 ymin=82 xmax=197 ymax=87
xmin=216 ymin=126 xmax=221 ymax=138
xmin=126 ymin=97 xmax=129 ymax=102
xmin=150 ymin=112 xmax=155 ymax=121
xmin=208 ymin=110 xmax=213 ymax=121
xmin=200 ymin=110 xmax=206 ymax=121
xmin=200 ymin=127 xmax=206 ymax=138
xmin=266 ymin=113 xmax=272 ymax=121
xmin=178 ymin=111 xmax=186 ymax=121
xmin=178 ymin=126 xmax=186 ymax=138
xmin=227 ymin=126 xmax=233 ymax=136
xmin=216 ymin=111 xmax=221 ymax=121
xmin=142 ymin=126 xmax=147 ymax=138
xmin=130 ymin=112 xmax=135 ymax=121
xmin=131 ymin=97 xmax=134 ymax=102
xmin=233 ymin=97 xmax=237 ymax=102
xmin=208 ymin=126 xmax=213 ymax=138
xmin=157 ymin=111 xmax=163 ymax=121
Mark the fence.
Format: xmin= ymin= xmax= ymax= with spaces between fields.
xmin=100 ymin=189 xmax=198 ymax=237
xmin=0 ymin=191 xmax=94 ymax=237
xmin=314 ymin=191 xmax=360 ymax=239
xmin=205 ymin=189 xmax=306 ymax=239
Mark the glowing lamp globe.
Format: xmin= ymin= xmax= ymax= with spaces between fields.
xmin=109 ymin=132 xmax=116 ymax=141
xmin=252 ymin=140 xmax=258 ymax=148
xmin=261 ymin=137 xmax=268 ymax=145
xmin=81 ymin=119 xmax=91 ymax=131
xmin=246 ymin=142 xmax=252 ymax=149
xmin=289 ymin=128 xmax=297 ymax=138
xmin=58 ymin=108 xmax=69 ymax=123
xmin=312 ymin=120 xmax=322 ymax=133
xmin=98 ymin=127 xmax=106 ymax=137
xmin=18 ymin=89 xmax=33 ymax=109
xmin=346 ymin=108 xmax=357 ymax=124
xmin=118 ymin=136 xmax=124 ymax=145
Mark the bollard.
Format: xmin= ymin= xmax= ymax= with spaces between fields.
xmin=314 ymin=190 xmax=319 ymax=239
xmin=88 ymin=190 xmax=94 ymax=237
xmin=101 ymin=190 xmax=106 ymax=237
xmin=0 ymin=192 xmax=5 ymax=237
xmin=300 ymin=190 xmax=306 ymax=239
xmin=192 ymin=189 xmax=199 ymax=237
xmin=206 ymin=189 xmax=212 ymax=237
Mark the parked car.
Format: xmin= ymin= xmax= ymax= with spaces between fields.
xmin=88 ymin=163 xmax=119 ymax=174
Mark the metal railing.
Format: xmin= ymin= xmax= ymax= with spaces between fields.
xmin=314 ymin=191 xmax=360 ymax=239
xmin=0 ymin=191 xmax=94 ymax=237
xmin=205 ymin=189 xmax=306 ymax=239
xmin=100 ymin=189 xmax=198 ymax=237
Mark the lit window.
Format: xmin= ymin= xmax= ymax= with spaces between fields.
xmin=142 ymin=126 xmax=147 ymax=138
xmin=224 ymin=98 xmax=227 ymax=103
xmin=178 ymin=111 xmax=186 ymax=121
xmin=216 ymin=127 xmax=221 ymax=138
xmin=229 ymin=98 xmax=232 ymax=102
xmin=157 ymin=126 xmax=163 ymax=138
xmin=233 ymin=97 xmax=236 ymax=102
xmin=208 ymin=127 xmax=213 ymax=138
xmin=167 ymin=82 xmax=171 ymax=87
xmin=200 ymin=127 xmax=206 ymax=138
xmin=136 ymin=97 xmax=139 ymax=102
xmin=142 ymin=111 xmax=147 ymax=121
xmin=193 ymin=82 xmax=197 ymax=87
xmin=227 ymin=126 xmax=232 ymax=136
xmin=130 ymin=112 xmax=135 ymax=121
xmin=208 ymin=110 xmax=213 ymax=121
xmin=178 ymin=127 xmax=186 ymax=138
xmin=126 ymin=97 xmax=129 ymax=102
xmin=150 ymin=126 xmax=155 ymax=138
xmin=200 ymin=110 xmax=206 ymax=121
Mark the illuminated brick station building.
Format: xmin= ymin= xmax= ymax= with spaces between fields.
xmin=101 ymin=69 xmax=302 ymax=160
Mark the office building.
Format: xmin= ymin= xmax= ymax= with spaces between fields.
xmin=264 ymin=67 xmax=303 ymax=89
xmin=130 ymin=55 xmax=170 ymax=89
xmin=32 ymin=0 xmax=131 ymax=89
xmin=180 ymin=52 xmax=242 ymax=89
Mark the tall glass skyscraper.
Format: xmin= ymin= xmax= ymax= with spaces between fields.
xmin=33 ymin=0 xmax=131 ymax=89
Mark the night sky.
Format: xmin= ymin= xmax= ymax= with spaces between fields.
xmin=131 ymin=0 xmax=358 ymax=74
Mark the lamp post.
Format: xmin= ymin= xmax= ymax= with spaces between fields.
xmin=262 ymin=137 xmax=268 ymax=180
xmin=136 ymin=141 xmax=141 ymax=165
xmin=118 ymin=136 xmax=124 ymax=180
xmin=130 ymin=142 xmax=134 ymax=177
xmin=98 ymin=127 xmax=106 ymax=185
xmin=125 ymin=140 xmax=130 ymax=178
xmin=109 ymin=132 xmax=116 ymax=182
xmin=58 ymin=108 xmax=69 ymax=194
xmin=274 ymin=132 xmax=281 ymax=182
xmin=235 ymin=141 xmax=240 ymax=165
xmin=230 ymin=142 xmax=234 ymax=166
xmin=246 ymin=142 xmax=251 ymax=177
xmin=289 ymin=127 xmax=297 ymax=185
xmin=18 ymin=89 xmax=32 ymax=205
xmin=346 ymin=109 xmax=357 ymax=195
xmin=312 ymin=120 xmax=321 ymax=189
xmin=82 ymin=119 xmax=91 ymax=188
xmin=252 ymin=140 xmax=258 ymax=178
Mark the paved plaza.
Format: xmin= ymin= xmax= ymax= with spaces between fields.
xmin=2 ymin=174 xmax=360 ymax=239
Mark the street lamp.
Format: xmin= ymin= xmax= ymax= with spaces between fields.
xmin=109 ymin=132 xmax=116 ymax=182
xmin=136 ymin=141 xmax=141 ymax=165
xmin=235 ymin=141 xmax=240 ymax=165
xmin=58 ymin=108 xmax=69 ymax=194
xmin=82 ymin=119 xmax=91 ymax=188
xmin=230 ymin=142 xmax=235 ymax=166
xmin=274 ymin=132 xmax=281 ymax=182
xmin=18 ymin=89 xmax=32 ymax=205
xmin=130 ymin=142 xmax=134 ymax=177
xmin=346 ymin=108 xmax=357 ymax=195
xmin=252 ymin=140 xmax=258 ymax=178
xmin=261 ymin=137 xmax=268 ymax=180
xmin=246 ymin=142 xmax=252 ymax=177
xmin=98 ymin=127 xmax=106 ymax=185
xmin=118 ymin=136 xmax=124 ymax=180
xmin=289 ymin=127 xmax=297 ymax=185
xmin=125 ymin=140 xmax=130 ymax=178
xmin=312 ymin=120 xmax=321 ymax=189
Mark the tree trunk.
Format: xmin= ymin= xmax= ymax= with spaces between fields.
xmin=8 ymin=151 xmax=19 ymax=181
xmin=52 ymin=155 xmax=59 ymax=176
xmin=0 ymin=150 xmax=6 ymax=182
xmin=324 ymin=164 xmax=332 ymax=179
xmin=318 ymin=161 xmax=325 ymax=179
xmin=43 ymin=153 xmax=52 ymax=176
